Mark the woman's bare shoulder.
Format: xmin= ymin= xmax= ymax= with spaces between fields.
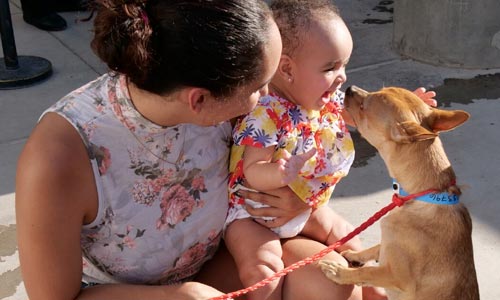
xmin=18 ymin=113 xmax=86 ymax=178
xmin=16 ymin=112 xmax=97 ymax=222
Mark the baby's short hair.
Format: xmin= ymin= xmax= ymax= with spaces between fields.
xmin=270 ymin=0 xmax=341 ymax=56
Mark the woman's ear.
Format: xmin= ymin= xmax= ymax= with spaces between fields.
xmin=277 ymin=54 xmax=294 ymax=82
xmin=185 ymin=87 xmax=212 ymax=113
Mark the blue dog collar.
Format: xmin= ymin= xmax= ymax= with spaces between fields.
xmin=392 ymin=179 xmax=460 ymax=205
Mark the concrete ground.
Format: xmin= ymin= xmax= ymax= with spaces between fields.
xmin=1 ymin=0 xmax=499 ymax=299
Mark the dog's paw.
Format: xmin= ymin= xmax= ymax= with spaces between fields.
xmin=318 ymin=260 xmax=350 ymax=284
xmin=341 ymin=250 xmax=365 ymax=267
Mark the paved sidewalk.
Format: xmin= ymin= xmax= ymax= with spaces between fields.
xmin=1 ymin=0 xmax=499 ymax=299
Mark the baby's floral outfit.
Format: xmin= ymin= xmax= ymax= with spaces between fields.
xmin=226 ymin=92 xmax=355 ymax=237
xmin=42 ymin=73 xmax=232 ymax=284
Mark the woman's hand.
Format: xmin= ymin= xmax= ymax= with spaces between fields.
xmin=78 ymin=282 xmax=227 ymax=300
xmin=174 ymin=282 xmax=229 ymax=300
xmin=413 ymin=87 xmax=437 ymax=107
xmin=237 ymin=187 xmax=310 ymax=228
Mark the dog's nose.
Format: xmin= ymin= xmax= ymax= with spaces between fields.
xmin=346 ymin=85 xmax=368 ymax=97
xmin=346 ymin=86 xmax=354 ymax=97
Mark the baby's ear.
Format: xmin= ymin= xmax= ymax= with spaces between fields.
xmin=277 ymin=54 xmax=293 ymax=80
xmin=428 ymin=109 xmax=470 ymax=133
xmin=390 ymin=121 xmax=438 ymax=143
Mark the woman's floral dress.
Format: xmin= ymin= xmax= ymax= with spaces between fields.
xmin=42 ymin=73 xmax=232 ymax=285
xmin=226 ymin=92 xmax=355 ymax=237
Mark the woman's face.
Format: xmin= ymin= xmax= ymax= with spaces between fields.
xmin=202 ymin=18 xmax=282 ymax=125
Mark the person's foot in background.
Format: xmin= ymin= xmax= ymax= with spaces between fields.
xmin=21 ymin=0 xmax=89 ymax=31
xmin=23 ymin=12 xmax=67 ymax=31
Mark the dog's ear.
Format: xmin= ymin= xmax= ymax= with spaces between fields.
xmin=391 ymin=121 xmax=438 ymax=143
xmin=428 ymin=109 xmax=470 ymax=133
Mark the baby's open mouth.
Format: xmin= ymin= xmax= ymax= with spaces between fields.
xmin=321 ymin=91 xmax=332 ymax=104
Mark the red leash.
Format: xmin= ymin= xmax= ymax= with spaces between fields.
xmin=209 ymin=189 xmax=436 ymax=300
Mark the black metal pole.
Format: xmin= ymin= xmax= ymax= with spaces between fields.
xmin=0 ymin=0 xmax=19 ymax=69
xmin=0 ymin=0 xmax=52 ymax=89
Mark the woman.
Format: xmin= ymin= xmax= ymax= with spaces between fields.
xmin=16 ymin=0 xmax=360 ymax=299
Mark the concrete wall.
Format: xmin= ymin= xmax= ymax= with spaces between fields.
xmin=393 ymin=0 xmax=500 ymax=69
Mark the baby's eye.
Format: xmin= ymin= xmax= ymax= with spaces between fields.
xmin=324 ymin=62 xmax=346 ymax=73
xmin=324 ymin=66 xmax=338 ymax=73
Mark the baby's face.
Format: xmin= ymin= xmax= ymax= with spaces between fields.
xmin=288 ymin=16 xmax=353 ymax=111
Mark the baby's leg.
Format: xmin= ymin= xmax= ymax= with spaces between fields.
xmin=300 ymin=205 xmax=362 ymax=253
xmin=225 ymin=218 xmax=284 ymax=300
xmin=282 ymin=236 xmax=362 ymax=300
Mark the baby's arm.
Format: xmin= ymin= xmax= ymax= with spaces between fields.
xmin=243 ymin=146 xmax=316 ymax=191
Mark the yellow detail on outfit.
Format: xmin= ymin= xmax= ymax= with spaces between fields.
xmin=225 ymin=92 xmax=354 ymax=238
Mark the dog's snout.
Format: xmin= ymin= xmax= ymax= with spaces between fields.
xmin=345 ymin=86 xmax=355 ymax=97
xmin=346 ymin=85 xmax=368 ymax=98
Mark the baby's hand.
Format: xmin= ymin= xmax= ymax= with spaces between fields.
xmin=413 ymin=87 xmax=437 ymax=107
xmin=277 ymin=148 xmax=316 ymax=185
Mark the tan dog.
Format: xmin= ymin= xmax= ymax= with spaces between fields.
xmin=319 ymin=86 xmax=479 ymax=300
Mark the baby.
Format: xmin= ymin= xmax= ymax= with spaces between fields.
xmin=224 ymin=1 xmax=359 ymax=299
xmin=224 ymin=1 xmax=434 ymax=299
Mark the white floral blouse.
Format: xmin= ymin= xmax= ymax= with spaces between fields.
xmin=42 ymin=73 xmax=232 ymax=285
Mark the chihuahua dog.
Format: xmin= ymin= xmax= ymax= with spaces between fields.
xmin=319 ymin=86 xmax=479 ymax=300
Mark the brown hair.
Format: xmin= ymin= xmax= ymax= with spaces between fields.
xmin=270 ymin=0 xmax=341 ymax=56
xmin=91 ymin=0 xmax=273 ymax=97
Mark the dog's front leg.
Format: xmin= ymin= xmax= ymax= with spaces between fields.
xmin=341 ymin=244 xmax=380 ymax=266
xmin=319 ymin=260 xmax=400 ymax=290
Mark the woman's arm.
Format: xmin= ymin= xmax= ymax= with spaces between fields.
xmin=16 ymin=113 xmax=226 ymax=300
xmin=16 ymin=113 xmax=96 ymax=300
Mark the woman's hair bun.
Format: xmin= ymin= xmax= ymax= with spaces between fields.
xmin=92 ymin=0 xmax=272 ymax=97
xmin=91 ymin=0 xmax=153 ymax=84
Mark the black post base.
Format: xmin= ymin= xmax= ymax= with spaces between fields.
xmin=0 ymin=55 xmax=52 ymax=89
